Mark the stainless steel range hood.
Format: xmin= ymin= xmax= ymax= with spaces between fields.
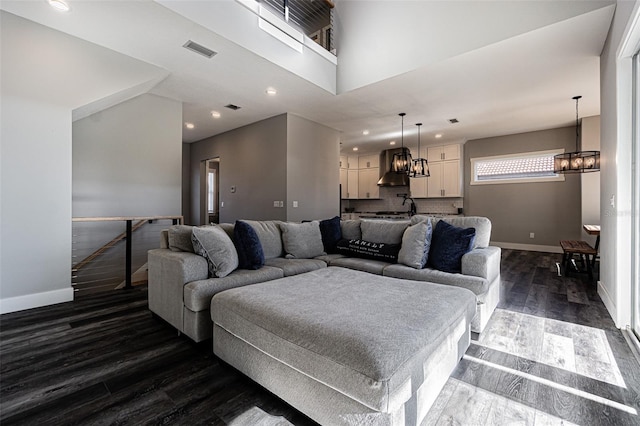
xmin=377 ymin=148 xmax=411 ymax=187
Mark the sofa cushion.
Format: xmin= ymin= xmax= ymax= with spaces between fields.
xmin=280 ymin=221 xmax=326 ymax=259
xmin=264 ymin=258 xmax=327 ymax=276
xmin=336 ymin=238 xmax=400 ymax=263
xmin=234 ymin=221 xmax=265 ymax=270
xmin=319 ymin=216 xmax=342 ymax=254
xmin=218 ymin=222 xmax=235 ymax=240
xmin=360 ymin=219 xmax=410 ymax=244
xmin=340 ymin=220 xmax=362 ymax=240
xmin=383 ymin=264 xmax=489 ymax=296
xmin=191 ymin=226 xmax=239 ymax=278
xmin=168 ymin=225 xmax=194 ymax=253
xmin=428 ymin=221 xmax=476 ymax=273
xmin=328 ymin=257 xmax=391 ymax=275
xmin=398 ymin=220 xmax=432 ymax=269
xmin=184 ymin=266 xmax=284 ymax=312
xmin=244 ymin=220 xmax=284 ymax=259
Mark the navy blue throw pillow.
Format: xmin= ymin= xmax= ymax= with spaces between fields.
xmin=319 ymin=216 xmax=342 ymax=254
xmin=336 ymin=238 xmax=401 ymax=262
xmin=428 ymin=221 xmax=476 ymax=273
xmin=233 ymin=220 xmax=265 ymax=270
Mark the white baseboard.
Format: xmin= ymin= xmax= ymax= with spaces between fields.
xmin=598 ymin=280 xmax=619 ymax=327
xmin=0 ymin=287 xmax=74 ymax=315
xmin=490 ymin=241 xmax=563 ymax=253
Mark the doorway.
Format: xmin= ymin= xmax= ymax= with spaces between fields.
xmin=201 ymin=158 xmax=220 ymax=225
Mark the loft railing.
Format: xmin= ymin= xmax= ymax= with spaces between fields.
xmin=261 ymin=0 xmax=335 ymax=53
xmin=72 ymin=216 xmax=182 ymax=295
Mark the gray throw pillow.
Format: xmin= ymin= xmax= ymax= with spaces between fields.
xmin=191 ymin=226 xmax=239 ymax=278
xmin=361 ymin=219 xmax=410 ymax=244
xmin=168 ymin=225 xmax=194 ymax=253
xmin=280 ymin=221 xmax=326 ymax=259
xmin=398 ymin=220 xmax=432 ymax=269
xmin=341 ymin=220 xmax=362 ymax=240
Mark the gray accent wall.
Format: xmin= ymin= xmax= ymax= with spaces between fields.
xmin=464 ymin=127 xmax=582 ymax=247
xmin=189 ymin=114 xmax=288 ymax=225
xmin=286 ymin=114 xmax=340 ymax=222
xmin=187 ymin=113 xmax=340 ymax=225
xmin=182 ymin=143 xmax=191 ymax=224
xmin=72 ymin=94 xmax=182 ymax=218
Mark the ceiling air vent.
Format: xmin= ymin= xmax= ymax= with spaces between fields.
xmin=449 ymin=118 xmax=459 ymax=124
xmin=225 ymin=104 xmax=242 ymax=111
xmin=182 ymin=40 xmax=217 ymax=59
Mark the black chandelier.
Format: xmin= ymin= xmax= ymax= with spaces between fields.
xmin=553 ymin=96 xmax=600 ymax=174
xmin=410 ymin=123 xmax=430 ymax=178
xmin=392 ymin=113 xmax=413 ymax=174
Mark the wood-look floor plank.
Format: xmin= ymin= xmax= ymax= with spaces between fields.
xmin=0 ymin=250 xmax=638 ymax=426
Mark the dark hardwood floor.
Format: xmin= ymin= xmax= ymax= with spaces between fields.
xmin=1 ymin=250 xmax=639 ymax=425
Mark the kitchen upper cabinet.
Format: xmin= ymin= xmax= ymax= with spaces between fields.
xmin=358 ymin=168 xmax=379 ymax=199
xmin=427 ymin=144 xmax=460 ymax=162
xmin=339 ymin=155 xmax=347 ymax=169
xmin=340 ymin=168 xmax=348 ymax=198
xmin=427 ymin=160 xmax=462 ymax=197
xmin=346 ymin=169 xmax=359 ymax=199
xmin=358 ymin=154 xmax=378 ymax=169
xmin=347 ymin=155 xmax=359 ymax=169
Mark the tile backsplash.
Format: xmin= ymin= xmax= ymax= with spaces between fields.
xmin=343 ymin=186 xmax=463 ymax=215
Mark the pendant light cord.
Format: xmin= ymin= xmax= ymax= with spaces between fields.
xmin=574 ymin=95 xmax=581 ymax=152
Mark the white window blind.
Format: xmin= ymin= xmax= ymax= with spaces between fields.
xmin=471 ymin=149 xmax=565 ymax=185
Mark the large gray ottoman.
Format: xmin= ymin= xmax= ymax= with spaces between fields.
xmin=211 ymin=267 xmax=476 ymax=426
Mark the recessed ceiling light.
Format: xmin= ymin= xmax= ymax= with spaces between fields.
xmin=266 ymin=87 xmax=277 ymax=96
xmin=390 ymin=141 xmax=396 ymax=145
xmin=48 ymin=0 xmax=70 ymax=12
xmin=435 ymin=134 xmax=443 ymax=139
xmin=211 ymin=111 xmax=221 ymax=119
xmin=185 ymin=122 xmax=195 ymax=129
xmin=362 ymin=130 xmax=369 ymax=135
xmin=353 ymin=147 xmax=359 ymax=151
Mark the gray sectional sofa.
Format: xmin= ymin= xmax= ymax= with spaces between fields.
xmin=148 ymin=215 xmax=501 ymax=343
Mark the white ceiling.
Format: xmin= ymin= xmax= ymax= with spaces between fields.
xmin=0 ymin=0 xmax=616 ymax=154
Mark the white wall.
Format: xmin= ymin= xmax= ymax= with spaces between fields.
xmin=0 ymin=95 xmax=74 ymax=312
xmin=599 ymin=0 xmax=638 ymax=328
xmin=334 ymin=1 xmax=613 ymax=93
xmin=72 ymin=94 xmax=182 ymax=218
xmin=0 ymin=11 xmax=177 ymax=313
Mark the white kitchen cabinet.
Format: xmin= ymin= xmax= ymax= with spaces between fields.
xmin=340 ymin=168 xmax=348 ymax=198
xmin=339 ymin=155 xmax=347 ymax=169
xmin=427 ymin=144 xmax=460 ymax=162
xmin=427 ymin=160 xmax=461 ymax=197
xmin=347 ymin=155 xmax=359 ymax=169
xmin=358 ymin=154 xmax=378 ymax=169
xmin=346 ymin=169 xmax=359 ymax=199
xmin=409 ymin=176 xmax=427 ymax=198
xmin=358 ymin=168 xmax=379 ymax=199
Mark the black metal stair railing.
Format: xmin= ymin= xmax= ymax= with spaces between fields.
xmin=71 ymin=216 xmax=182 ymax=296
xmin=261 ymin=0 xmax=334 ymax=53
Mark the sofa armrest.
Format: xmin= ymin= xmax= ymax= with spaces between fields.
xmin=148 ymin=248 xmax=208 ymax=332
xmin=461 ymin=246 xmax=501 ymax=282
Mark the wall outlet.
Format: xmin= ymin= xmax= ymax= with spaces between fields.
xmin=529 ymin=232 xmax=535 ymax=239
xmin=278 ymin=201 xmax=284 ymax=208
xmin=273 ymin=201 xmax=279 ymax=207
xmin=293 ymin=201 xmax=298 ymax=208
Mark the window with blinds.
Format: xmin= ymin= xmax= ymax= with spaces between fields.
xmin=471 ymin=149 xmax=565 ymax=185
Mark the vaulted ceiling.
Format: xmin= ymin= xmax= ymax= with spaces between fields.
xmin=0 ymin=0 xmax=616 ymax=153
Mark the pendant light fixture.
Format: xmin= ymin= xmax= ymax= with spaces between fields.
xmin=410 ymin=123 xmax=430 ymax=178
xmin=553 ymin=96 xmax=600 ymax=173
xmin=392 ymin=113 xmax=413 ymax=174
